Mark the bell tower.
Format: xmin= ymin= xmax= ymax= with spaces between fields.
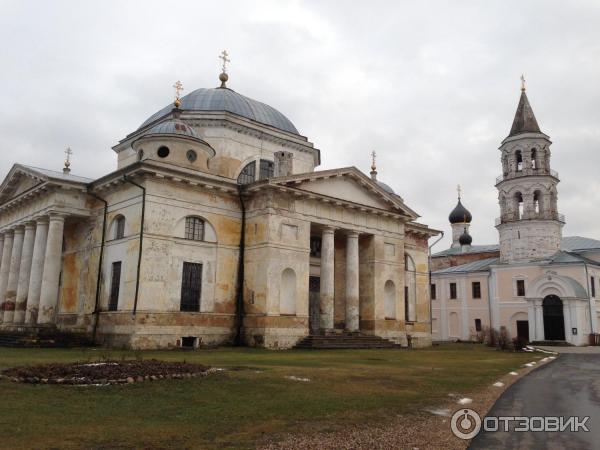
xmin=496 ymin=78 xmax=564 ymax=263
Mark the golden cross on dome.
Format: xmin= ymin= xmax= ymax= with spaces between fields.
xmin=64 ymin=146 xmax=73 ymax=174
xmin=219 ymin=50 xmax=230 ymax=73
xmin=457 ymin=184 xmax=462 ymax=199
xmin=520 ymin=74 xmax=526 ymax=92
xmin=173 ymin=80 xmax=184 ymax=107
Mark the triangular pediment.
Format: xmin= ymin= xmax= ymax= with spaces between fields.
xmin=267 ymin=167 xmax=419 ymax=219
xmin=0 ymin=164 xmax=91 ymax=205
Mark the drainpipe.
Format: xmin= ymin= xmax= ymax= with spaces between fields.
xmin=122 ymin=174 xmax=145 ymax=315
xmin=234 ymin=185 xmax=246 ymax=346
xmin=428 ymin=231 xmax=444 ymax=335
xmin=87 ymin=190 xmax=108 ymax=343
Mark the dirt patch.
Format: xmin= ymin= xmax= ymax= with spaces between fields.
xmin=1 ymin=359 xmax=211 ymax=385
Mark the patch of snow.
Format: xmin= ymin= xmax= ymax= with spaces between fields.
xmin=285 ymin=376 xmax=311 ymax=382
xmin=81 ymin=362 xmax=119 ymax=367
xmin=524 ymin=363 xmax=534 ymax=367
xmin=493 ymin=382 xmax=505 ymax=387
xmin=424 ymin=407 xmax=451 ymax=417
xmin=457 ymin=398 xmax=473 ymax=405
xmin=541 ymin=357 xmax=549 ymax=362
xmin=509 ymin=371 xmax=518 ymax=376
xmin=548 ymin=356 xmax=556 ymax=359
xmin=447 ymin=393 xmax=458 ymax=398
xmin=206 ymin=368 xmax=225 ymax=374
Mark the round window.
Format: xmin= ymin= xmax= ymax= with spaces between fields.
xmin=157 ymin=146 xmax=170 ymax=158
xmin=186 ymin=150 xmax=197 ymax=162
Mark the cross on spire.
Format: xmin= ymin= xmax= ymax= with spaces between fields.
xmin=64 ymin=147 xmax=73 ymax=174
xmin=219 ymin=50 xmax=230 ymax=74
xmin=520 ymin=74 xmax=526 ymax=92
xmin=173 ymin=80 xmax=184 ymax=108
xmin=457 ymin=184 xmax=462 ymax=200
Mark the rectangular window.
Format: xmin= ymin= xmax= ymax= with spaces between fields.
xmin=259 ymin=160 xmax=274 ymax=180
xmin=475 ymin=318 xmax=482 ymax=332
xmin=516 ymin=279 xmax=526 ymax=297
xmin=472 ymin=281 xmax=481 ymax=299
xmin=431 ymin=283 xmax=436 ymax=300
xmin=404 ymin=286 xmax=410 ymax=321
xmin=591 ymin=276 xmax=596 ymax=298
xmin=310 ymin=236 xmax=322 ymax=258
xmin=450 ymin=282 xmax=457 ymax=299
xmin=180 ymin=262 xmax=202 ymax=312
xmin=108 ymin=261 xmax=121 ymax=311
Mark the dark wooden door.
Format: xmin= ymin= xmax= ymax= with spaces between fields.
xmin=543 ymin=295 xmax=565 ymax=341
xmin=309 ymin=276 xmax=320 ymax=334
xmin=180 ymin=262 xmax=202 ymax=312
xmin=516 ymin=320 xmax=529 ymax=342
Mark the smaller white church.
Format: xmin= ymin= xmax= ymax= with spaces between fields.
xmin=431 ymin=81 xmax=600 ymax=346
xmin=0 ymin=58 xmax=438 ymax=349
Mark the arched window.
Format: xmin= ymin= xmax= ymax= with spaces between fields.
xmin=114 ymin=215 xmax=125 ymax=240
xmin=531 ymin=148 xmax=537 ymax=170
xmin=384 ymin=280 xmax=396 ymax=319
xmin=280 ymin=268 xmax=296 ymax=315
xmin=237 ymin=159 xmax=275 ymax=184
xmin=515 ymin=192 xmax=524 ymax=219
xmin=184 ymin=217 xmax=205 ymax=241
xmin=515 ymin=150 xmax=523 ymax=172
xmin=238 ymin=162 xmax=256 ymax=184
xmin=404 ymin=254 xmax=417 ymax=322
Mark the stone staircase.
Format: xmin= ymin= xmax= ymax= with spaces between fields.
xmin=294 ymin=332 xmax=402 ymax=349
xmin=0 ymin=328 xmax=95 ymax=348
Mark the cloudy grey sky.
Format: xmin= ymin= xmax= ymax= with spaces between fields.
xmin=1 ymin=0 xmax=599 ymax=249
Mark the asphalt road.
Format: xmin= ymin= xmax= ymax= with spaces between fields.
xmin=469 ymin=354 xmax=600 ymax=450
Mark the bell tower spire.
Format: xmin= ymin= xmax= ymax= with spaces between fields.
xmin=496 ymin=79 xmax=563 ymax=263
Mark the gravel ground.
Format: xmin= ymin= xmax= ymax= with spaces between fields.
xmin=260 ymin=354 xmax=556 ymax=450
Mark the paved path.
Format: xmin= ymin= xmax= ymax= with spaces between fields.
xmin=470 ymin=354 xmax=600 ymax=450
xmin=535 ymin=345 xmax=600 ymax=354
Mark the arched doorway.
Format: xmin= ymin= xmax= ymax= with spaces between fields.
xmin=543 ymin=295 xmax=565 ymax=341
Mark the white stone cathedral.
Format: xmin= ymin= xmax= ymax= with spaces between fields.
xmin=431 ymin=82 xmax=600 ymax=346
xmin=0 ymin=62 xmax=438 ymax=349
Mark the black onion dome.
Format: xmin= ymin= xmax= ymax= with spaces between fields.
xmin=459 ymin=228 xmax=473 ymax=246
xmin=449 ymin=199 xmax=472 ymax=224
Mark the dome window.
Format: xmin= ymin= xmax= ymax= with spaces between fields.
xmin=157 ymin=146 xmax=170 ymax=158
xmin=238 ymin=161 xmax=256 ymax=185
xmin=186 ymin=150 xmax=197 ymax=162
xmin=259 ymin=159 xmax=274 ymax=180
xmin=137 ymin=149 xmax=144 ymax=161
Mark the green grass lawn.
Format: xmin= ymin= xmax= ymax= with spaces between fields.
xmin=0 ymin=344 xmax=538 ymax=449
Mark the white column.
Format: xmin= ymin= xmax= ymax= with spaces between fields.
xmin=0 ymin=234 xmax=4 ymax=276
xmin=0 ymin=231 xmax=13 ymax=323
xmin=345 ymin=231 xmax=360 ymax=332
xmin=527 ymin=300 xmax=536 ymax=342
xmin=3 ymin=226 xmax=25 ymax=323
xmin=535 ymin=299 xmax=545 ymax=341
xmin=319 ymin=226 xmax=335 ymax=331
xmin=25 ymin=217 xmax=49 ymax=325
xmin=0 ymin=230 xmax=14 ymax=323
xmin=37 ymin=214 xmax=65 ymax=325
xmin=13 ymin=222 xmax=36 ymax=324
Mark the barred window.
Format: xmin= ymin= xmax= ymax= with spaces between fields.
xmin=180 ymin=262 xmax=202 ymax=312
xmin=259 ymin=159 xmax=274 ymax=180
xmin=185 ymin=217 xmax=205 ymax=241
xmin=237 ymin=161 xmax=256 ymax=184
xmin=114 ymin=216 xmax=125 ymax=240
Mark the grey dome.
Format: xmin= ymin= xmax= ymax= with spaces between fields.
xmin=376 ymin=180 xmax=395 ymax=194
xmin=459 ymin=228 xmax=473 ymax=246
xmin=147 ymin=120 xmax=199 ymax=138
xmin=139 ymin=88 xmax=299 ymax=135
xmin=449 ymin=199 xmax=472 ymax=224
